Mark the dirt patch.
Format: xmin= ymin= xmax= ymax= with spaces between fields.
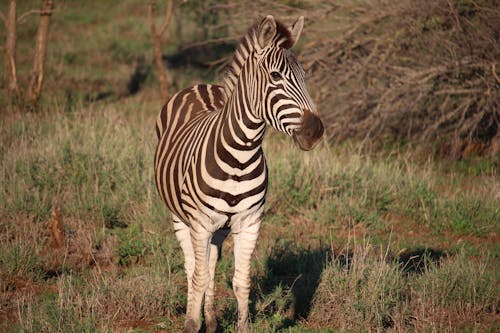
xmin=113 ymin=319 xmax=162 ymax=333
xmin=384 ymin=212 xmax=499 ymax=252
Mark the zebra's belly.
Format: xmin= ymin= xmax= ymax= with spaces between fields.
xmin=181 ymin=198 xmax=265 ymax=232
xmin=179 ymin=172 xmax=267 ymax=231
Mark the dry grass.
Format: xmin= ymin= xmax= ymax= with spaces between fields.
xmin=0 ymin=106 xmax=498 ymax=332
xmin=308 ymin=242 xmax=498 ymax=332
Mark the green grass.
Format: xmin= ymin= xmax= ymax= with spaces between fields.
xmin=1 ymin=105 xmax=497 ymax=332
xmin=308 ymin=244 xmax=498 ymax=332
xmin=1 ymin=106 xmax=155 ymax=225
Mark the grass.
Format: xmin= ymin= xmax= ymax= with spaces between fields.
xmin=2 ymin=105 xmax=497 ymax=332
xmin=308 ymin=243 xmax=498 ymax=332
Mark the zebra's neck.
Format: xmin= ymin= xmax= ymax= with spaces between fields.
xmin=223 ymin=22 xmax=260 ymax=97
xmin=216 ymin=77 xmax=266 ymax=161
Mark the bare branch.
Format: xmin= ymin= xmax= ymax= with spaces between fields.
xmin=17 ymin=9 xmax=43 ymax=23
xmin=4 ymin=0 xmax=21 ymax=107
xmin=492 ymin=63 xmax=500 ymax=84
xmin=148 ymin=1 xmax=170 ymax=102
xmin=434 ymin=88 xmax=483 ymax=96
xmin=182 ymin=36 xmax=240 ymax=49
xmin=159 ymin=0 xmax=174 ymax=37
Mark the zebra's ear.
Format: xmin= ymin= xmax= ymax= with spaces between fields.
xmin=258 ymin=15 xmax=277 ymax=49
xmin=289 ymin=16 xmax=304 ymax=47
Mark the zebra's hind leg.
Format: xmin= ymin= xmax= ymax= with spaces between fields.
xmin=232 ymin=222 xmax=261 ymax=333
xmin=173 ymin=216 xmax=195 ymax=310
xmin=204 ymin=229 xmax=230 ymax=333
xmin=184 ymin=224 xmax=212 ymax=333
xmin=172 ymin=216 xmax=200 ymax=333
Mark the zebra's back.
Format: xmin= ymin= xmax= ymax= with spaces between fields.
xmin=155 ymin=84 xmax=226 ymax=140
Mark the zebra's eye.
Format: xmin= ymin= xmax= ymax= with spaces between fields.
xmin=270 ymin=71 xmax=282 ymax=80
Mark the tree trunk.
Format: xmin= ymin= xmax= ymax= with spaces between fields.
xmin=4 ymin=0 xmax=21 ymax=107
xmin=147 ymin=1 xmax=174 ymax=103
xmin=150 ymin=17 xmax=169 ymax=102
xmin=26 ymin=0 xmax=54 ymax=110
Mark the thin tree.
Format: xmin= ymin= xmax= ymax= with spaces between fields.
xmin=1 ymin=0 xmax=21 ymax=107
xmin=26 ymin=0 xmax=54 ymax=110
xmin=147 ymin=0 xmax=175 ymax=102
xmin=0 ymin=0 xmax=54 ymax=112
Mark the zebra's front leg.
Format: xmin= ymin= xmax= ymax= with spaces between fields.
xmin=205 ymin=229 xmax=230 ymax=333
xmin=184 ymin=225 xmax=212 ymax=333
xmin=173 ymin=216 xmax=195 ymax=314
xmin=232 ymin=222 xmax=261 ymax=333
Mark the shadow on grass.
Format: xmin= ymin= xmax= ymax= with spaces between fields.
xmin=251 ymin=241 xmax=330 ymax=330
xmin=397 ymin=247 xmax=447 ymax=275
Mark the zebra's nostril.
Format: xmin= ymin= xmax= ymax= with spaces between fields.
xmin=301 ymin=109 xmax=324 ymax=139
xmin=292 ymin=109 xmax=324 ymax=151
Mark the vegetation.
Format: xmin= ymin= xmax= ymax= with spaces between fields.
xmin=0 ymin=0 xmax=498 ymax=332
xmin=302 ymin=0 xmax=499 ymax=158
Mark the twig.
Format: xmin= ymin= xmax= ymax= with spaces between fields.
xmin=492 ymin=63 xmax=500 ymax=84
xmin=0 ymin=10 xmax=6 ymax=26
xmin=182 ymin=36 xmax=240 ymax=50
xmin=18 ymin=10 xmax=42 ymax=23
xmin=158 ymin=0 xmax=174 ymax=36
xmin=204 ymin=55 xmax=230 ymax=67
xmin=434 ymin=88 xmax=483 ymax=95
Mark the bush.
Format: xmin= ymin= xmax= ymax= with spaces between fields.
xmin=301 ymin=0 xmax=499 ymax=157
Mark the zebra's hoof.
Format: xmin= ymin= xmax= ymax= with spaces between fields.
xmin=237 ymin=320 xmax=249 ymax=333
xmin=183 ymin=318 xmax=200 ymax=333
xmin=205 ymin=317 xmax=218 ymax=333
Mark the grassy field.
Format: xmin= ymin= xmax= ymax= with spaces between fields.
xmin=1 ymin=1 xmax=499 ymax=332
xmin=1 ymin=104 xmax=498 ymax=332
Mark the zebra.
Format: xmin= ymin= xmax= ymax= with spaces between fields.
xmin=154 ymin=15 xmax=324 ymax=333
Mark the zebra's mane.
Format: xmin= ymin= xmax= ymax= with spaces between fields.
xmin=223 ymin=17 xmax=293 ymax=96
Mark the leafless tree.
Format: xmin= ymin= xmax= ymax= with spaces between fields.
xmin=147 ymin=1 xmax=176 ymax=103
xmin=1 ymin=0 xmax=21 ymax=107
xmin=26 ymin=0 xmax=54 ymax=110
xmin=1 ymin=0 xmax=54 ymax=112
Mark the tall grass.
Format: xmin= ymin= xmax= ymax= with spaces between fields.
xmin=1 ymin=103 xmax=158 ymax=225
xmin=1 ymin=106 xmax=498 ymax=332
xmin=264 ymin=137 xmax=499 ymax=241
xmin=308 ymin=243 xmax=497 ymax=332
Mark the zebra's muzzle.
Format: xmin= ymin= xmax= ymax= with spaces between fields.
xmin=292 ymin=109 xmax=324 ymax=151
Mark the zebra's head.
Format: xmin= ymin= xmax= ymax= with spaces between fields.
xmin=253 ymin=15 xmax=324 ymax=151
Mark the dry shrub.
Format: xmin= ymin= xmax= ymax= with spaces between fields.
xmin=301 ymin=0 xmax=499 ymax=158
xmin=1 ymin=210 xmax=116 ymax=281
xmin=0 ymin=210 xmax=115 ymax=330
xmin=203 ymin=0 xmax=498 ymax=157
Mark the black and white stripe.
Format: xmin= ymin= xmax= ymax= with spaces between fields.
xmin=154 ymin=15 xmax=323 ymax=333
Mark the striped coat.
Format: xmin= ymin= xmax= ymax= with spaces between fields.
xmin=154 ymin=15 xmax=323 ymax=333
